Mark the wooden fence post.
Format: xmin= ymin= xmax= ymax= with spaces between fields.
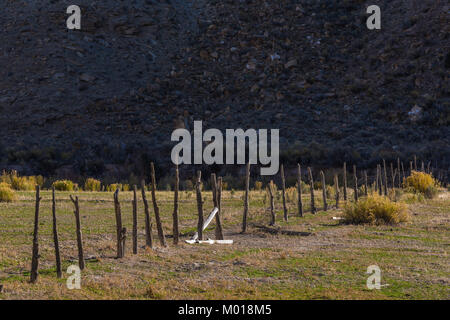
xmin=113 ymin=188 xmax=124 ymax=258
xmin=390 ymin=163 xmax=395 ymax=191
xmin=52 ymin=187 xmax=62 ymax=278
xmin=401 ymin=162 xmax=405 ymax=186
xmin=334 ymin=174 xmax=340 ymax=208
xmin=242 ymin=162 xmax=251 ymax=232
xmin=383 ymin=159 xmax=388 ymax=196
xmin=70 ymin=195 xmax=85 ymax=270
xmin=378 ymin=165 xmax=383 ymax=195
xmin=173 ymin=164 xmax=180 ymax=245
xmin=421 ymin=161 xmax=425 ymax=172
xmin=297 ymin=164 xmax=303 ymax=217
xmin=150 ymin=162 xmax=166 ymax=247
xmin=30 ymin=186 xmax=41 ymax=283
xmin=211 ymin=173 xmax=224 ymax=240
xmin=343 ymin=162 xmax=348 ymax=201
xmin=217 ymin=177 xmax=224 ymax=239
xmin=353 ymin=165 xmax=358 ymax=202
xmin=320 ymin=171 xmax=327 ymax=211
xmin=397 ymin=158 xmax=401 ymax=188
xmin=308 ymin=167 xmax=316 ymax=214
xmin=267 ymin=181 xmax=275 ymax=225
xmin=364 ymin=171 xmax=368 ymax=196
xmin=414 ymin=155 xmax=417 ymax=171
xmin=132 ymin=185 xmax=138 ymax=254
xmin=280 ymin=164 xmax=288 ymax=221
xmin=195 ymin=171 xmax=204 ymax=240
xmin=140 ymin=180 xmax=153 ymax=248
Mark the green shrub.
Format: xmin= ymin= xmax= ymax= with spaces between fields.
xmin=343 ymin=193 xmax=409 ymax=225
xmin=53 ymin=180 xmax=74 ymax=191
xmin=0 ymin=184 xmax=16 ymax=202
xmin=84 ymin=178 xmax=101 ymax=191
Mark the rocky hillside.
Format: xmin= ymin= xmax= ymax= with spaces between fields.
xmin=0 ymin=0 xmax=448 ymax=181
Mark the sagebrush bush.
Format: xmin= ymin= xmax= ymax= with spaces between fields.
xmin=53 ymin=180 xmax=74 ymax=191
xmin=84 ymin=178 xmax=101 ymax=191
xmin=0 ymin=183 xmax=16 ymax=202
xmin=405 ymin=171 xmax=437 ymax=193
xmin=107 ymin=183 xmax=122 ymax=192
xmin=343 ymin=193 xmax=409 ymax=225
xmin=254 ymin=181 xmax=263 ymax=191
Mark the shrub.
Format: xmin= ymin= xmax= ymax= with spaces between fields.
xmin=11 ymin=176 xmax=36 ymax=190
xmin=343 ymin=193 xmax=409 ymax=225
xmin=424 ymin=185 xmax=439 ymax=199
xmin=84 ymin=178 xmax=101 ymax=191
xmin=254 ymin=181 xmax=263 ymax=191
xmin=53 ymin=180 xmax=74 ymax=191
xmin=405 ymin=171 xmax=437 ymax=194
xmin=0 ymin=183 xmax=16 ymax=202
xmin=107 ymin=183 xmax=122 ymax=192
xmin=122 ymin=184 xmax=130 ymax=191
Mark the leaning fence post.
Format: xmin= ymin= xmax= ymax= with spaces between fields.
xmin=140 ymin=180 xmax=153 ymax=248
xmin=353 ymin=165 xmax=358 ymax=202
xmin=114 ymin=188 xmax=124 ymax=258
xmin=132 ymin=185 xmax=138 ymax=254
xmin=343 ymin=162 xmax=348 ymax=201
xmin=211 ymin=173 xmax=224 ymax=240
xmin=242 ymin=162 xmax=251 ymax=232
xmin=30 ymin=186 xmax=41 ymax=283
xmin=173 ymin=164 xmax=180 ymax=245
xmin=52 ymin=187 xmax=62 ymax=278
xmin=70 ymin=195 xmax=85 ymax=270
xmin=308 ymin=167 xmax=316 ymax=214
xmin=195 ymin=171 xmax=204 ymax=240
xmin=297 ymin=164 xmax=303 ymax=217
xmin=320 ymin=170 xmax=327 ymax=211
xmin=280 ymin=164 xmax=288 ymax=221
xmin=150 ymin=162 xmax=166 ymax=247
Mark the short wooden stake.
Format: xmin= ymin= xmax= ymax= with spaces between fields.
xmin=280 ymin=164 xmax=288 ymax=221
xmin=343 ymin=162 xmax=348 ymax=201
xmin=308 ymin=167 xmax=316 ymax=214
xmin=114 ymin=188 xmax=124 ymax=258
xmin=242 ymin=162 xmax=251 ymax=232
xmin=211 ymin=173 xmax=224 ymax=240
xmin=195 ymin=171 xmax=204 ymax=240
xmin=173 ymin=164 xmax=180 ymax=245
xmin=334 ymin=174 xmax=340 ymax=208
xmin=267 ymin=181 xmax=275 ymax=225
xmin=353 ymin=165 xmax=358 ymax=202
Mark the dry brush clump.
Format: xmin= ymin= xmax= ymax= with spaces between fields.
xmin=405 ymin=171 xmax=439 ymax=199
xmin=0 ymin=170 xmax=43 ymax=190
xmin=0 ymin=182 xmax=16 ymax=202
xmin=84 ymin=178 xmax=101 ymax=191
xmin=343 ymin=193 xmax=409 ymax=225
xmin=52 ymin=180 xmax=75 ymax=191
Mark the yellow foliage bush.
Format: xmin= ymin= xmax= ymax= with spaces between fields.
xmin=343 ymin=193 xmax=409 ymax=225
xmin=53 ymin=180 xmax=74 ymax=191
xmin=0 ymin=183 xmax=16 ymax=202
xmin=84 ymin=178 xmax=101 ymax=191
xmin=405 ymin=171 xmax=439 ymax=199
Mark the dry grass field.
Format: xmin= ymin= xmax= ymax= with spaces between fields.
xmin=0 ymin=189 xmax=448 ymax=300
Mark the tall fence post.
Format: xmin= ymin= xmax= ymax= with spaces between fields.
xmin=52 ymin=187 xmax=62 ymax=278
xmin=308 ymin=167 xmax=316 ymax=214
xmin=70 ymin=195 xmax=85 ymax=270
xmin=353 ymin=165 xmax=358 ymax=202
xmin=173 ymin=164 xmax=180 ymax=245
xmin=267 ymin=181 xmax=275 ymax=225
xmin=114 ymin=188 xmax=124 ymax=258
xmin=30 ymin=186 xmax=41 ymax=283
xmin=320 ymin=170 xmax=327 ymax=211
xmin=132 ymin=185 xmax=138 ymax=254
xmin=150 ymin=162 xmax=166 ymax=247
xmin=383 ymin=159 xmax=388 ymax=196
xmin=195 ymin=171 xmax=204 ymax=240
xmin=280 ymin=164 xmax=288 ymax=221
xmin=364 ymin=171 xmax=368 ymax=196
xmin=211 ymin=173 xmax=224 ymax=240
xmin=140 ymin=180 xmax=153 ymax=248
xmin=297 ymin=164 xmax=303 ymax=217
xmin=217 ymin=176 xmax=224 ymax=239
xmin=242 ymin=162 xmax=251 ymax=232
xmin=334 ymin=174 xmax=340 ymax=208
xmin=343 ymin=162 xmax=348 ymax=201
